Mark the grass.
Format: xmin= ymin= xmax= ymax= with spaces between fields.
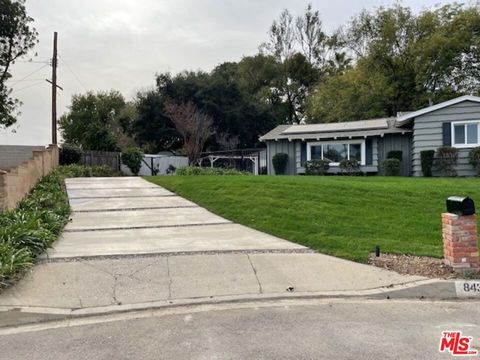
xmin=146 ymin=175 xmax=480 ymax=263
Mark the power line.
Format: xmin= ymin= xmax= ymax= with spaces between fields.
xmin=9 ymin=64 xmax=49 ymax=85
xmin=15 ymin=59 xmax=51 ymax=64
xmin=11 ymin=80 xmax=46 ymax=94
xmin=5 ymin=78 xmax=46 ymax=83
xmin=58 ymin=54 xmax=88 ymax=91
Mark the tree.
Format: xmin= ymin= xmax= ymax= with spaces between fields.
xmin=308 ymin=3 xmax=480 ymax=122
xmin=153 ymin=67 xmax=279 ymax=150
xmin=59 ymin=90 xmax=125 ymax=151
xmin=261 ymin=9 xmax=296 ymax=62
xmin=200 ymin=63 xmax=279 ymax=148
xmin=295 ymin=3 xmax=328 ymax=67
xmin=261 ymin=4 xmax=329 ymax=67
xmin=337 ymin=4 xmax=480 ymax=115
xmin=164 ymin=100 xmax=214 ymax=165
xmin=260 ymin=4 xmax=326 ymax=123
xmin=306 ymin=63 xmax=391 ymax=123
xmin=112 ymin=102 xmax=138 ymax=149
xmin=0 ymin=0 xmax=38 ymax=128
xmin=125 ymin=90 xmax=181 ymax=153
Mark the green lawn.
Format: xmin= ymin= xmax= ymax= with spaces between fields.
xmin=145 ymin=175 xmax=480 ymax=263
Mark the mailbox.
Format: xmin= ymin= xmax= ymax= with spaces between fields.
xmin=446 ymin=196 xmax=475 ymax=216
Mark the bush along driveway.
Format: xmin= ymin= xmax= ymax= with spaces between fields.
xmin=0 ymin=165 xmax=115 ymax=288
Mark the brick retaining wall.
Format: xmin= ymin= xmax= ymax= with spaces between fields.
xmin=0 ymin=145 xmax=59 ymax=211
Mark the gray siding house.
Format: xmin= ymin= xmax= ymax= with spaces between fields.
xmin=260 ymin=95 xmax=480 ymax=176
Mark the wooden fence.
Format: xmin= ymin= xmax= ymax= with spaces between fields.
xmin=82 ymin=150 xmax=120 ymax=171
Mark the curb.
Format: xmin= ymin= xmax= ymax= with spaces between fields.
xmin=1 ymin=279 xmax=477 ymax=329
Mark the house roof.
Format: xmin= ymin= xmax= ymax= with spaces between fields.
xmin=281 ymin=118 xmax=389 ymax=135
xmin=260 ymin=95 xmax=480 ymax=142
xmin=259 ymin=118 xmax=409 ymax=141
xmin=395 ymin=95 xmax=480 ymax=125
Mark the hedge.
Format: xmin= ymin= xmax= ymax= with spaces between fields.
xmin=0 ymin=165 xmax=116 ymax=288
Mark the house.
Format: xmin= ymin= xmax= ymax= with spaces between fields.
xmin=259 ymin=95 xmax=480 ymax=177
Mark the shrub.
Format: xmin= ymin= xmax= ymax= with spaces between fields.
xmin=420 ymin=150 xmax=435 ymax=177
xmin=469 ymin=147 xmax=480 ymax=176
xmin=0 ymin=169 xmax=70 ymax=287
xmin=175 ymin=166 xmax=250 ymax=176
xmin=0 ymin=243 xmax=32 ymax=286
xmin=0 ymin=165 xmax=117 ymax=288
xmin=0 ymin=223 xmax=55 ymax=256
xmin=383 ymin=158 xmax=401 ymax=176
xmin=437 ymin=146 xmax=458 ymax=177
xmin=59 ymin=144 xmax=83 ymax=165
xmin=121 ymin=147 xmax=144 ymax=176
xmin=339 ymin=159 xmax=361 ymax=175
xmin=272 ymin=153 xmax=288 ymax=175
xmin=57 ymin=164 xmax=116 ymax=178
xmin=259 ymin=166 xmax=268 ymax=175
xmin=386 ymin=150 xmax=403 ymax=162
xmin=305 ymin=160 xmax=330 ymax=175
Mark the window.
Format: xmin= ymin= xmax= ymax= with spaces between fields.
xmin=452 ymin=121 xmax=480 ymax=148
xmin=306 ymin=140 xmax=366 ymax=165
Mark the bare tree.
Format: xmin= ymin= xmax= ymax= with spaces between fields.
xmin=295 ymin=4 xmax=327 ymax=67
xmin=261 ymin=4 xmax=328 ymax=68
xmin=260 ymin=8 xmax=296 ymax=62
xmin=164 ymin=100 xmax=214 ymax=165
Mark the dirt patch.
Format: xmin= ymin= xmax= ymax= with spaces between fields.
xmin=369 ymin=253 xmax=458 ymax=279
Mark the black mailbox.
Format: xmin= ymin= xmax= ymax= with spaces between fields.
xmin=446 ymin=196 xmax=475 ymax=216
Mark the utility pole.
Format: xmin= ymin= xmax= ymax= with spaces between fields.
xmin=51 ymin=32 xmax=58 ymax=145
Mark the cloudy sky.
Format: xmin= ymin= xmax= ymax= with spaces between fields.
xmin=0 ymin=0 xmax=461 ymax=145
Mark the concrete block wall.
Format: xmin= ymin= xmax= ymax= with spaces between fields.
xmin=0 ymin=145 xmax=59 ymax=211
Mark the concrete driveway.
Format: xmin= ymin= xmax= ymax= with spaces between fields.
xmin=0 ymin=177 xmax=426 ymax=313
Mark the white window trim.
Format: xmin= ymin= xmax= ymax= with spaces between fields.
xmin=451 ymin=120 xmax=480 ymax=148
xmin=306 ymin=140 xmax=366 ymax=166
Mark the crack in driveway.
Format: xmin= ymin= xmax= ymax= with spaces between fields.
xmin=247 ymin=254 xmax=263 ymax=294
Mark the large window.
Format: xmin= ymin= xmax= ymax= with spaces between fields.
xmin=307 ymin=140 xmax=366 ymax=165
xmin=452 ymin=121 xmax=480 ymax=148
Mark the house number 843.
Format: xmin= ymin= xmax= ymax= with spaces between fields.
xmin=463 ymin=283 xmax=480 ymax=292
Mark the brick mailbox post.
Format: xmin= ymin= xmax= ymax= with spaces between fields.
xmin=442 ymin=197 xmax=479 ymax=272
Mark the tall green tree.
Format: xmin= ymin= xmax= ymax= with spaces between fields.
xmin=0 ymin=0 xmax=38 ymax=128
xmin=197 ymin=62 xmax=278 ymax=148
xmin=309 ymin=3 xmax=480 ymax=122
xmin=126 ymin=90 xmax=182 ymax=153
xmin=59 ymin=91 xmax=125 ymax=151
xmin=129 ymin=66 xmax=280 ymax=152
xmin=306 ymin=63 xmax=392 ymax=123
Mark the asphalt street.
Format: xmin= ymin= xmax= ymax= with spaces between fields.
xmin=1 ymin=298 xmax=479 ymax=360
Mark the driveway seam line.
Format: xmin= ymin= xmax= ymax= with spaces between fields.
xmin=72 ymin=206 xmax=198 ymax=213
xmin=40 ymin=249 xmax=315 ymax=263
xmin=68 ymin=195 xmax=177 ymax=199
xmin=63 ymin=222 xmax=232 ymax=232
xmin=67 ymin=187 xmax=160 ymax=190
